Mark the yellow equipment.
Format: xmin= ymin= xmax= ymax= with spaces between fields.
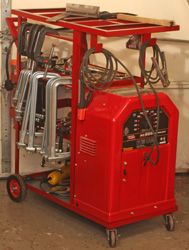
xmin=47 ymin=164 xmax=70 ymax=186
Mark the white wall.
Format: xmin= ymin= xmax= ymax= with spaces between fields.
xmin=10 ymin=1 xmax=189 ymax=172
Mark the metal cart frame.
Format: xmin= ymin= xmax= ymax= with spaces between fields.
xmin=6 ymin=8 xmax=179 ymax=247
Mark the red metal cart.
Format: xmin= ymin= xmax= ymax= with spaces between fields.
xmin=6 ymin=8 xmax=179 ymax=247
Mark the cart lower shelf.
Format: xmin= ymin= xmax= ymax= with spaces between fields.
xmin=27 ymin=179 xmax=70 ymax=203
xmin=6 ymin=173 xmax=177 ymax=248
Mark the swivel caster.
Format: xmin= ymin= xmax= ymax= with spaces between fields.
xmin=7 ymin=174 xmax=27 ymax=202
xmin=106 ymin=228 xmax=118 ymax=248
xmin=164 ymin=214 xmax=175 ymax=231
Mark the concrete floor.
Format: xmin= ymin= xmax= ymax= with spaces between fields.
xmin=0 ymin=176 xmax=188 ymax=250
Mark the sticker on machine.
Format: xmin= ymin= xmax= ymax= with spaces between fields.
xmin=127 ymin=134 xmax=135 ymax=140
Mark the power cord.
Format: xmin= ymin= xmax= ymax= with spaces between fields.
xmin=5 ymin=39 xmax=15 ymax=91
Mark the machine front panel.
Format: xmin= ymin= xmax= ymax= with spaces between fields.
xmin=123 ymin=108 xmax=168 ymax=150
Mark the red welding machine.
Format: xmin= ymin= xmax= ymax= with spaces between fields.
xmin=75 ymin=88 xmax=178 ymax=229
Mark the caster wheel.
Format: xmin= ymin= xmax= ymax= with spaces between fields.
xmin=164 ymin=214 xmax=175 ymax=231
xmin=106 ymin=229 xmax=118 ymax=248
xmin=7 ymin=174 xmax=27 ymax=202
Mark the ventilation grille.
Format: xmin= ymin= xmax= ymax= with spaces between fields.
xmin=80 ymin=136 xmax=96 ymax=156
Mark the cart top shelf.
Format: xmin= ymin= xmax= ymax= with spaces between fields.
xmin=12 ymin=8 xmax=179 ymax=37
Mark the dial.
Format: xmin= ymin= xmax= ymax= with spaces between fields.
xmin=124 ymin=127 xmax=129 ymax=136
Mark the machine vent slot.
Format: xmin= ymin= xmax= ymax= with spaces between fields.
xmin=80 ymin=136 xmax=96 ymax=156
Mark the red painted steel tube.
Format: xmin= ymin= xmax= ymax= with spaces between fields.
xmin=11 ymin=9 xmax=180 ymax=38
xmin=90 ymin=34 xmax=98 ymax=48
xmin=14 ymin=16 xmax=23 ymax=175
xmin=70 ymin=30 xmax=87 ymax=204
xmin=26 ymin=181 xmax=177 ymax=229
xmin=21 ymin=8 xmax=66 ymax=13
xmin=6 ymin=17 xmax=18 ymax=44
xmin=14 ymin=122 xmax=20 ymax=175
xmin=140 ymin=33 xmax=151 ymax=87
xmin=46 ymin=33 xmax=73 ymax=42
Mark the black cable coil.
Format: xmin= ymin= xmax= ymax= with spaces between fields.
xmin=139 ymin=41 xmax=168 ymax=85
xmin=79 ymin=48 xmax=125 ymax=108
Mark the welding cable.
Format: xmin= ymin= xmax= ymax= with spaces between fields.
xmin=138 ymin=48 xmax=161 ymax=165
xmin=79 ymin=48 xmax=118 ymax=108
xmin=129 ymin=67 xmax=160 ymax=166
xmin=5 ymin=39 xmax=15 ymax=91
xmin=139 ymin=41 xmax=167 ymax=85
xmin=48 ymin=186 xmax=70 ymax=197
xmin=138 ymin=41 xmax=166 ymax=164
xmin=138 ymin=42 xmax=170 ymax=164
xmin=81 ymin=48 xmax=118 ymax=90
xmin=39 ymin=178 xmax=70 ymax=198
xmin=143 ymin=80 xmax=160 ymax=166
xmin=17 ymin=22 xmax=32 ymax=56
xmin=79 ymin=48 xmax=160 ymax=165
xmin=139 ymin=43 xmax=162 ymax=165
xmin=133 ymin=62 xmax=160 ymax=165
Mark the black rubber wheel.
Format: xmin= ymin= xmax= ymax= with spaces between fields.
xmin=107 ymin=229 xmax=117 ymax=248
xmin=164 ymin=214 xmax=175 ymax=231
xmin=7 ymin=174 xmax=27 ymax=202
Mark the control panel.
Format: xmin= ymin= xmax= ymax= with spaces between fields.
xmin=123 ymin=108 xmax=168 ymax=150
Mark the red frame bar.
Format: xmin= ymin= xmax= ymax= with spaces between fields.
xmin=25 ymin=179 xmax=177 ymax=229
xmin=11 ymin=9 xmax=179 ymax=37
xmin=6 ymin=17 xmax=18 ymax=44
xmin=71 ymin=31 xmax=87 ymax=202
